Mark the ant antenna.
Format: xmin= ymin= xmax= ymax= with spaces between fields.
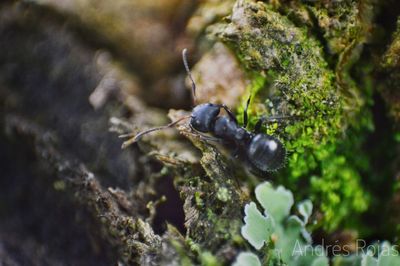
xmin=182 ymin=48 xmax=197 ymax=105
xmin=120 ymin=115 xmax=191 ymax=149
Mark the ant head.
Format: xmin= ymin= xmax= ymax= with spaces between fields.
xmin=182 ymin=48 xmax=197 ymax=106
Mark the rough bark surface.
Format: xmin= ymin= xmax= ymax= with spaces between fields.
xmin=1 ymin=0 xmax=400 ymax=265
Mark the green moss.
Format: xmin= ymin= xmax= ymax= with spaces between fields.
xmin=169 ymin=117 xmax=247 ymax=263
xmin=380 ymin=17 xmax=400 ymax=123
xmin=199 ymin=252 xmax=221 ymax=266
xmin=53 ymin=180 xmax=66 ymax=191
xmin=307 ymin=1 xmax=372 ymax=54
xmin=212 ymin=0 xmax=373 ymax=232
xmin=170 ymin=238 xmax=194 ymax=266
xmin=216 ymin=186 xmax=230 ymax=202
xmin=184 ymin=238 xmax=222 ymax=266
xmin=195 ymin=191 xmax=205 ymax=207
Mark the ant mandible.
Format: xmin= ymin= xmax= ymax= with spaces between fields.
xmin=122 ymin=49 xmax=286 ymax=173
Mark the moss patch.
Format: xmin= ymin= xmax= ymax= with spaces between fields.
xmin=210 ymin=0 xmax=375 ymax=232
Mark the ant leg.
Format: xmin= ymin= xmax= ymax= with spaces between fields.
xmin=219 ymin=104 xmax=238 ymax=124
xmin=231 ymin=146 xmax=240 ymax=159
xmin=120 ymin=115 xmax=190 ymax=148
xmin=188 ymin=124 xmax=223 ymax=143
xmin=254 ymin=116 xmax=266 ymax=133
xmin=243 ymin=94 xmax=251 ymax=128
xmin=197 ymin=134 xmax=223 ymax=143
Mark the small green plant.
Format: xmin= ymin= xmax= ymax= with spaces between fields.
xmin=234 ymin=182 xmax=400 ymax=266
xmin=359 ymin=242 xmax=400 ymax=266
xmin=234 ymin=181 xmax=328 ymax=266
xmin=331 ymin=242 xmax=400 ymax=266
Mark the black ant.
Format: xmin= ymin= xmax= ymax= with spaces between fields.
xmin=122 ymin=49 xmax=286 ymax=173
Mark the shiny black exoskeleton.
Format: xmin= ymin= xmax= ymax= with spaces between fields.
xmin=123 ymin=49 xmax=286 ymax=172
xmin=190 ymin=103 xmax=286 ymax=172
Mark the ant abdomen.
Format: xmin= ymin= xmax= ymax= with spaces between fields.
xmin=246 ymin=134 xmax=286 ymax=172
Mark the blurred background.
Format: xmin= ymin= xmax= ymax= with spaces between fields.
xmin=0 ymin=0 xmax=206 ymax=264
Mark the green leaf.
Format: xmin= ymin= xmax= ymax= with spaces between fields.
xmin=276 ymin=216 xmax=304 ymax=262
xmin=298 ymin=200 xmax=313 ymax=224
xmin=358 ymin=242 xmax=400 ymax=266
xmin=332 ymin=255 xmax=362 ymax=266
xmin=232 ymin=252 xmax=261 ymax=266
xmin=361 ymin=252 xmax=378 ymax=266
xmin=255 ymin=182 xmax=294 ymax=223
xmin=239 ymin=182 xmax=330 ymax=266
xmin=241 ymin=202 xmax=274 ymax=250
xmin=377 ymin=242 xmax=400 ymax=266
xmin=290 ymin=245 xmax=329 ymax=266
xmin=311 ymin=256 xmax=330 ymax=266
